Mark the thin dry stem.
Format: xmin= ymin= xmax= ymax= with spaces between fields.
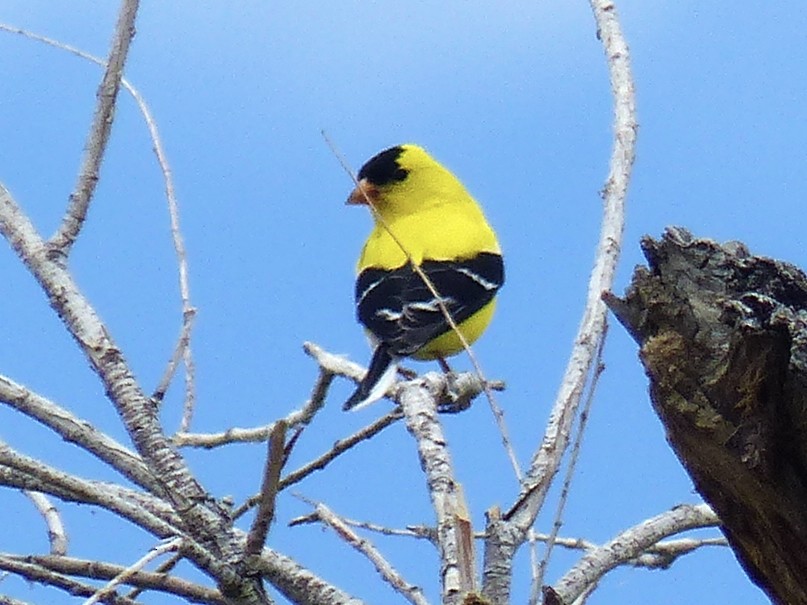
xmin=303 ymin=499 xmax=431 ymax=605
xmin=23 ymin=491 xmax=68 ymax=556
xmin=551 ymin=504 xmax=718 ymax=603
xmin=82 ymin=538 xmax=182 ymax=605
xmin=507 ymin=0 xmax=636 ymax=528
xmin=246 ymin=421 xmax=287 ymax=555
xmin=0 ymin=21 xmax=198 ymax=431
xmin=279 ymin=407 xmax=402 ymax=490
xmin=531 ymin=331 xmax=607 ymax=603
xmin=49 ymin=0 xmax=140 ymax=254
xmin=173 ymin=364 xmax=331 ymax=448
xmin=124 ymin=552 xmax=184 ymax=600
xmin=234 ymin=407 xmax=403 ymax=520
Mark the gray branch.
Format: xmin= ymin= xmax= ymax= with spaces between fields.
xmin=0 ymin=373 xmax=160 ymax=494
xmin=50 ymin=0 xmax=140 ymax=254
xmin=550 ymin=503 xmax=718 ymax=603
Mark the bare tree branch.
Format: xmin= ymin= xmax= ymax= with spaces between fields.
xmin=532 ymin=335 xmax=607 ymax=601
xmin=0 ymin=21 xmax=199 ymax=426
xmin=551 ymin=504 xmax=718 ymax=604
xmin=507 ymin=0 xmax=636 ymax=527
xmin=23 ymin=491 xmax=67 ymax=556
xmin=398 ymin=377 xmax=475 ymax=603
xmin=305 ymin=341 xmax=496 ymax=412
xmin=174 ymin=365 xmax=332 ymax=449
xmin=277 ymin=408 xmax=402 ymax=492
xmin=630 ymin=536 xmax=728 ymax=569
xmin=528 ymin=529 xmax=728 ymax=567
xmin=0 ymin=444 xmax=182 ymax=537
xmin=0 ymin=551 xmax=226 ymax=605
xmin=0 ymin=555 xmax=139 ymax=605
xmin=246 ymin=421 xmax=287 ymax=556
xmin=295 ymin=513 xmax=726 ymax=572
xmin=303 ymin=341 xmax=369 ymax=386
xmin=247 ymin=544 xmax=366 ymax=605
xmin=0 ymin=183 xmax=273 ymax=603
xmin=49 ymin=0 xmax=140 ymax=254
xmin=301 ymin=500 xmax=430 ymax=605
xmin=0 ymin=373 xmax=160 ymax=494
xmin=480 ymin=2 xmax=636 ymax=602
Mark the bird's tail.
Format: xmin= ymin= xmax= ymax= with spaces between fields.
xmin=343 ymin=344 xmax=398 ymax=411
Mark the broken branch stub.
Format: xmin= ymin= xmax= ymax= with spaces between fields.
xmin=605 ymin=226 xmax=807 ymax=605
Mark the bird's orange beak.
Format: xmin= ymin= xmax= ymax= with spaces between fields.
xmin=346 ymin=178 xmax=378 ymax=206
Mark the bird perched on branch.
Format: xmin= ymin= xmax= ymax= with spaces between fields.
xmin=343 ymin=144 xmax=504 ymax=410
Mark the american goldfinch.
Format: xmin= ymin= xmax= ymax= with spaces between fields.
xmin=343 ymin=144 xmax=504 ymax=411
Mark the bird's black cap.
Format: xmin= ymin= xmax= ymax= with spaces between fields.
xmin=358 ymin=145 xmax=409 ymax=186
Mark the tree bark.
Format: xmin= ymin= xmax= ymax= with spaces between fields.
xmin=605 ymin=226 xmax=807 ymax=605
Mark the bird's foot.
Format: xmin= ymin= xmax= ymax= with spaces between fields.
xmin=397 ymin=365 xmax=418 ymax=380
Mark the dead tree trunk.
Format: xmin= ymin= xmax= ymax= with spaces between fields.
xmin=605 ymin=227 xmax=807 ymax=605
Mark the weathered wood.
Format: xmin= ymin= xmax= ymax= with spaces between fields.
xmin=606 ymin=227 xmax=807 ymax=605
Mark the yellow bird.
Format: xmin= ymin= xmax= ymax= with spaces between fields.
xmin=343 ymin=144 xmax=504 ymax=410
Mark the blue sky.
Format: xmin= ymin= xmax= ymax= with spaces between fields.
xmin=1 ymin=2 xmax=803 ymax=603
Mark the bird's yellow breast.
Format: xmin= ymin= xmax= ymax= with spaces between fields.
xmin=358 ymin=202 xmax=500 ymax=271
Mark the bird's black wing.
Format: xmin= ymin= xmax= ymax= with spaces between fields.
xmin=355 ymin=252 xmax=504 ymax=357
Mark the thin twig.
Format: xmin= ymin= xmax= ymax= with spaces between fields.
xmin=173 ymin=364 xmax=332 ymax=448
xmin=532 ymin=331 xmax=607 ymax=603
xmin=152 ymin=307 xmax=196 ymax=402
xmin=233 ymin=407 xmax=403 ymax=520
xmin=124 ymin=552 xmax=183 ymax=600
xmin=23 ymin=491 xmax=68 ymax=556
xmin=0 ymin=555 xmax=139 ymax=605
xmin=48 ymin=0 xmax=140 ymax=254
xmin=82 ymin=538 xmax=182 ymax=605
xmin=398 ymin=381 xmax=472 ymax=603
xmin=279 ymin=407 xmax=402 ymax=491
xmin=0 ymin=373 xmax=160 ymax=495
xmin=0 ymin=21 xmax=198 ymax=431
xmin=246 ymin=421 xmax=287 ymax=556
xmin=506 ymin=0 xmax=636 ymax=527
xmin=292 ymin=515 xmax=437 ymax=543
xmin=120 ymin=33 xmax=196 ymax=432
xmin=551 ymin=504 xmax=718 ymax=604
xmin=300 ymin=498 xmax=430 ymax=605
